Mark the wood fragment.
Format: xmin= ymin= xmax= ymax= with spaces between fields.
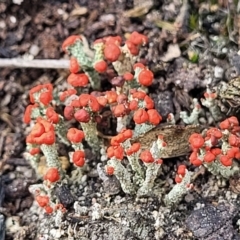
xmin=131 ymin=125 xmax=201 ymax=158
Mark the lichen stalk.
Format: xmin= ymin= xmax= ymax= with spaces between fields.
xmin=116 ymin=116 xmax=128 ymax=133
xmin=201 ymin=86 xmax=223 ymax=121
xmin=137 ymin=161 xmax=161 ymax=196
xmin=204 ymin=160 xmax=239 ymax=179
xmin=180 ymin=98 xmax=201 ymax=124
xmin=80 ymin=121 xmax=101 ymax=153
xmin=107 ymin=158 xmax=135 ymax=194
xmin=122 ymin=140 xmax=144 ymax=181
xmin=137 ymin=139 xmax=165 ymax=196
xmin=164 ymin=169 xmax=191 ymax=207
xmin=40 ymin=144 xmax=61 ymax=169
xmin=133 ymin=123 xmax=155 ymax=138
xmin=55 ymin=117 xmax=70 ymax=146
xmin=68 ymin=41 xmax=100 ymax=89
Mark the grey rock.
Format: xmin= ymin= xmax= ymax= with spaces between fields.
xmin=54 ymin=184 xmax=75 ymax=207
xmin=186 ymin=203 xmax=240 ymax=240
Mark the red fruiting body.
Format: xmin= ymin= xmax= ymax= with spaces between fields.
xmin=140 ymin=150 xmax=154 ymax=163
xmin=107 ymin=145 xmax=124 ymax=160
xmin=29 ymin=148 xmax=40 ymax=155
xmin=94 ymin=38 xmax=104 ymax=45
xmin=219 ymin=119 xmax=230 ymax=130
xmin=226 ymin=147 xmax=239 ymax=158
xmin=30 ymin=123 xmax=44 ymax=137
xmin=129 ymin=100 xmax=138 ymax=111
xmin=23 ymin=104 xmax=39 ymax=124
xmin=67 ymin=73 xmax=89 ymax=87
xmin=231 ymin=126 xmax=240 ymax=134
xmin=23 ymin=106 xmax=32 ymax=124
xmin=34 ymin=130 xmax=55 ymax=145
xmin=161 ymin=141 xmax=167 ymax=147
xmin=210 ymin=148 xmax=222 ymax=156
xmin=29 ymin=84 xmax=53 ymax=104
xmin=29 ymin=85 xmax=43 ymax=103
xmin=67 ymin=128 xmax=85 ymax=143
xmin=105 ymin=166 xmax=114 ymax=175
xmin=147 ymin=109 xmax=162 ymax=125
xmin=177 ymin=165 xmax=186 ymax=176
xmin=64 ymin=106 xmax=74 ymax=120
xmin=104 ymin=43 xmax=121 ymax=62
xmin=203 ymin=151 xmax=216 ymax=163
xmin=158 ymin=135 xmax=164 ymax=140
xmin=94 ymin=60 xmax=108 ymax=73
xmin=132 ymin=91 xmax=146 ymax=100
xmin=69 ymin=57 xmax=80 ymax=73
xmin=126 ymin=143 xmax=141 ymax=156
xmin=97 ymin=96 xmax=108 ymax=106
xmin=71 ymin=99 xmax=81 ymax=108
xmin=128 ymin=31 xmax=148 ymax=46
xmin=205 ymin=135 xmax=218 ymax=147
xmin=228 ymin=116 xmax=239 ymax=126
xmin=112 ymin=104 xmax=127 ymax=117
xmin=59 ymin=89 xmax=77 ymax=102
xmin=133 ymin=109 xmax=149 ymax=124
xmin=125 ymin=40 xmax=139 ymax=55
xmin=117 ymin=94 xmax=128 ymax=104
xmin=133 ymin=62 xmax=145 ymax=70
xmin=39 ymin=91 xmax=53 ymax=105
xmin=138 ymin=69 xmax=154 ymax=86
xmin=189 ymin=151 xmax=198 ymax=161
xmin=46 ymin=107 xmax=59 ymax=124
xmin=78 ymin=94 xmax=100 ymax=112
xmin=144 ymin=95 xmax=154 ymax=109
xmin=44 ymin=168 xmax=60 ymax=183
xmin=103 ymin=36 xmax=122 ymax=45
xmin=192 ymin=158 xmax=202 ymax=166
xmin=38 ymin=117 xmax=53 ymax=132
xmin=62 ymin=35 xmax=82 ymax=52
xmin=189 ymin=151 xmax=202 ymax=166
xmin=121 ymin=129 xmax=133 ymax=140
xmin=110 ymin=134 xmax=125 ymax=146
xmin=72 ymin=150 xmax=85 ymax=167
xmin=235 ymin=151 xmax=240 ymax=159
xmin=228 ymin=134 xmax=240 ymax=147
xmin=206 ymin=128 xmax=222 ymax=139
xmin=55 ymin=204 xmax=66 ymax=212
xmin=189 ymin=133 xmax=205 ymax=149
xmin=74 ymin=109 xmax=90 ymax=123
xmin=175 ymin=175 xmax=182 ymax=183
xmin=123 ymin=72 xmax=134 ymax=81
xmin=219 ymin=117 xmax=239 ymax=130
xmin=204 ymin=92 xmax=217 ymax=99
xmin=36 ymin=195 xmax=49 ymax=207
xmin=106 ymin=91 xmax=118 ymax=104
xmin=44 ymin=205 xmax=53 ymax=214
xmin=156 ymin=159 xmax=163 ymax=164
xmin=220 ymin=155 xmax=232 ymax=167
xmin=192 ymin=158 xmax=203 ymax=166
xmin=26 ymin=118 xmax=55 ymax=145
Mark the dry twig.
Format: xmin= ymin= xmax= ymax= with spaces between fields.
xmin=0 ymin=58 xmax=69 ymax=69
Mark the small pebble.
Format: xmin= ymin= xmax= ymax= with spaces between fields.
xmin=29 ymin=45 xmax=40 ymax=57
xmin=214 ymin=66 xmax=224 ymax=79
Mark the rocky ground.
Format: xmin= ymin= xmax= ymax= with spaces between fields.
xmin=1 ymin=0 xmax=240 ymax=239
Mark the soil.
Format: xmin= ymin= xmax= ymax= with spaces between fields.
xmin=1 ymin=0 xmax=240 ymax=240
